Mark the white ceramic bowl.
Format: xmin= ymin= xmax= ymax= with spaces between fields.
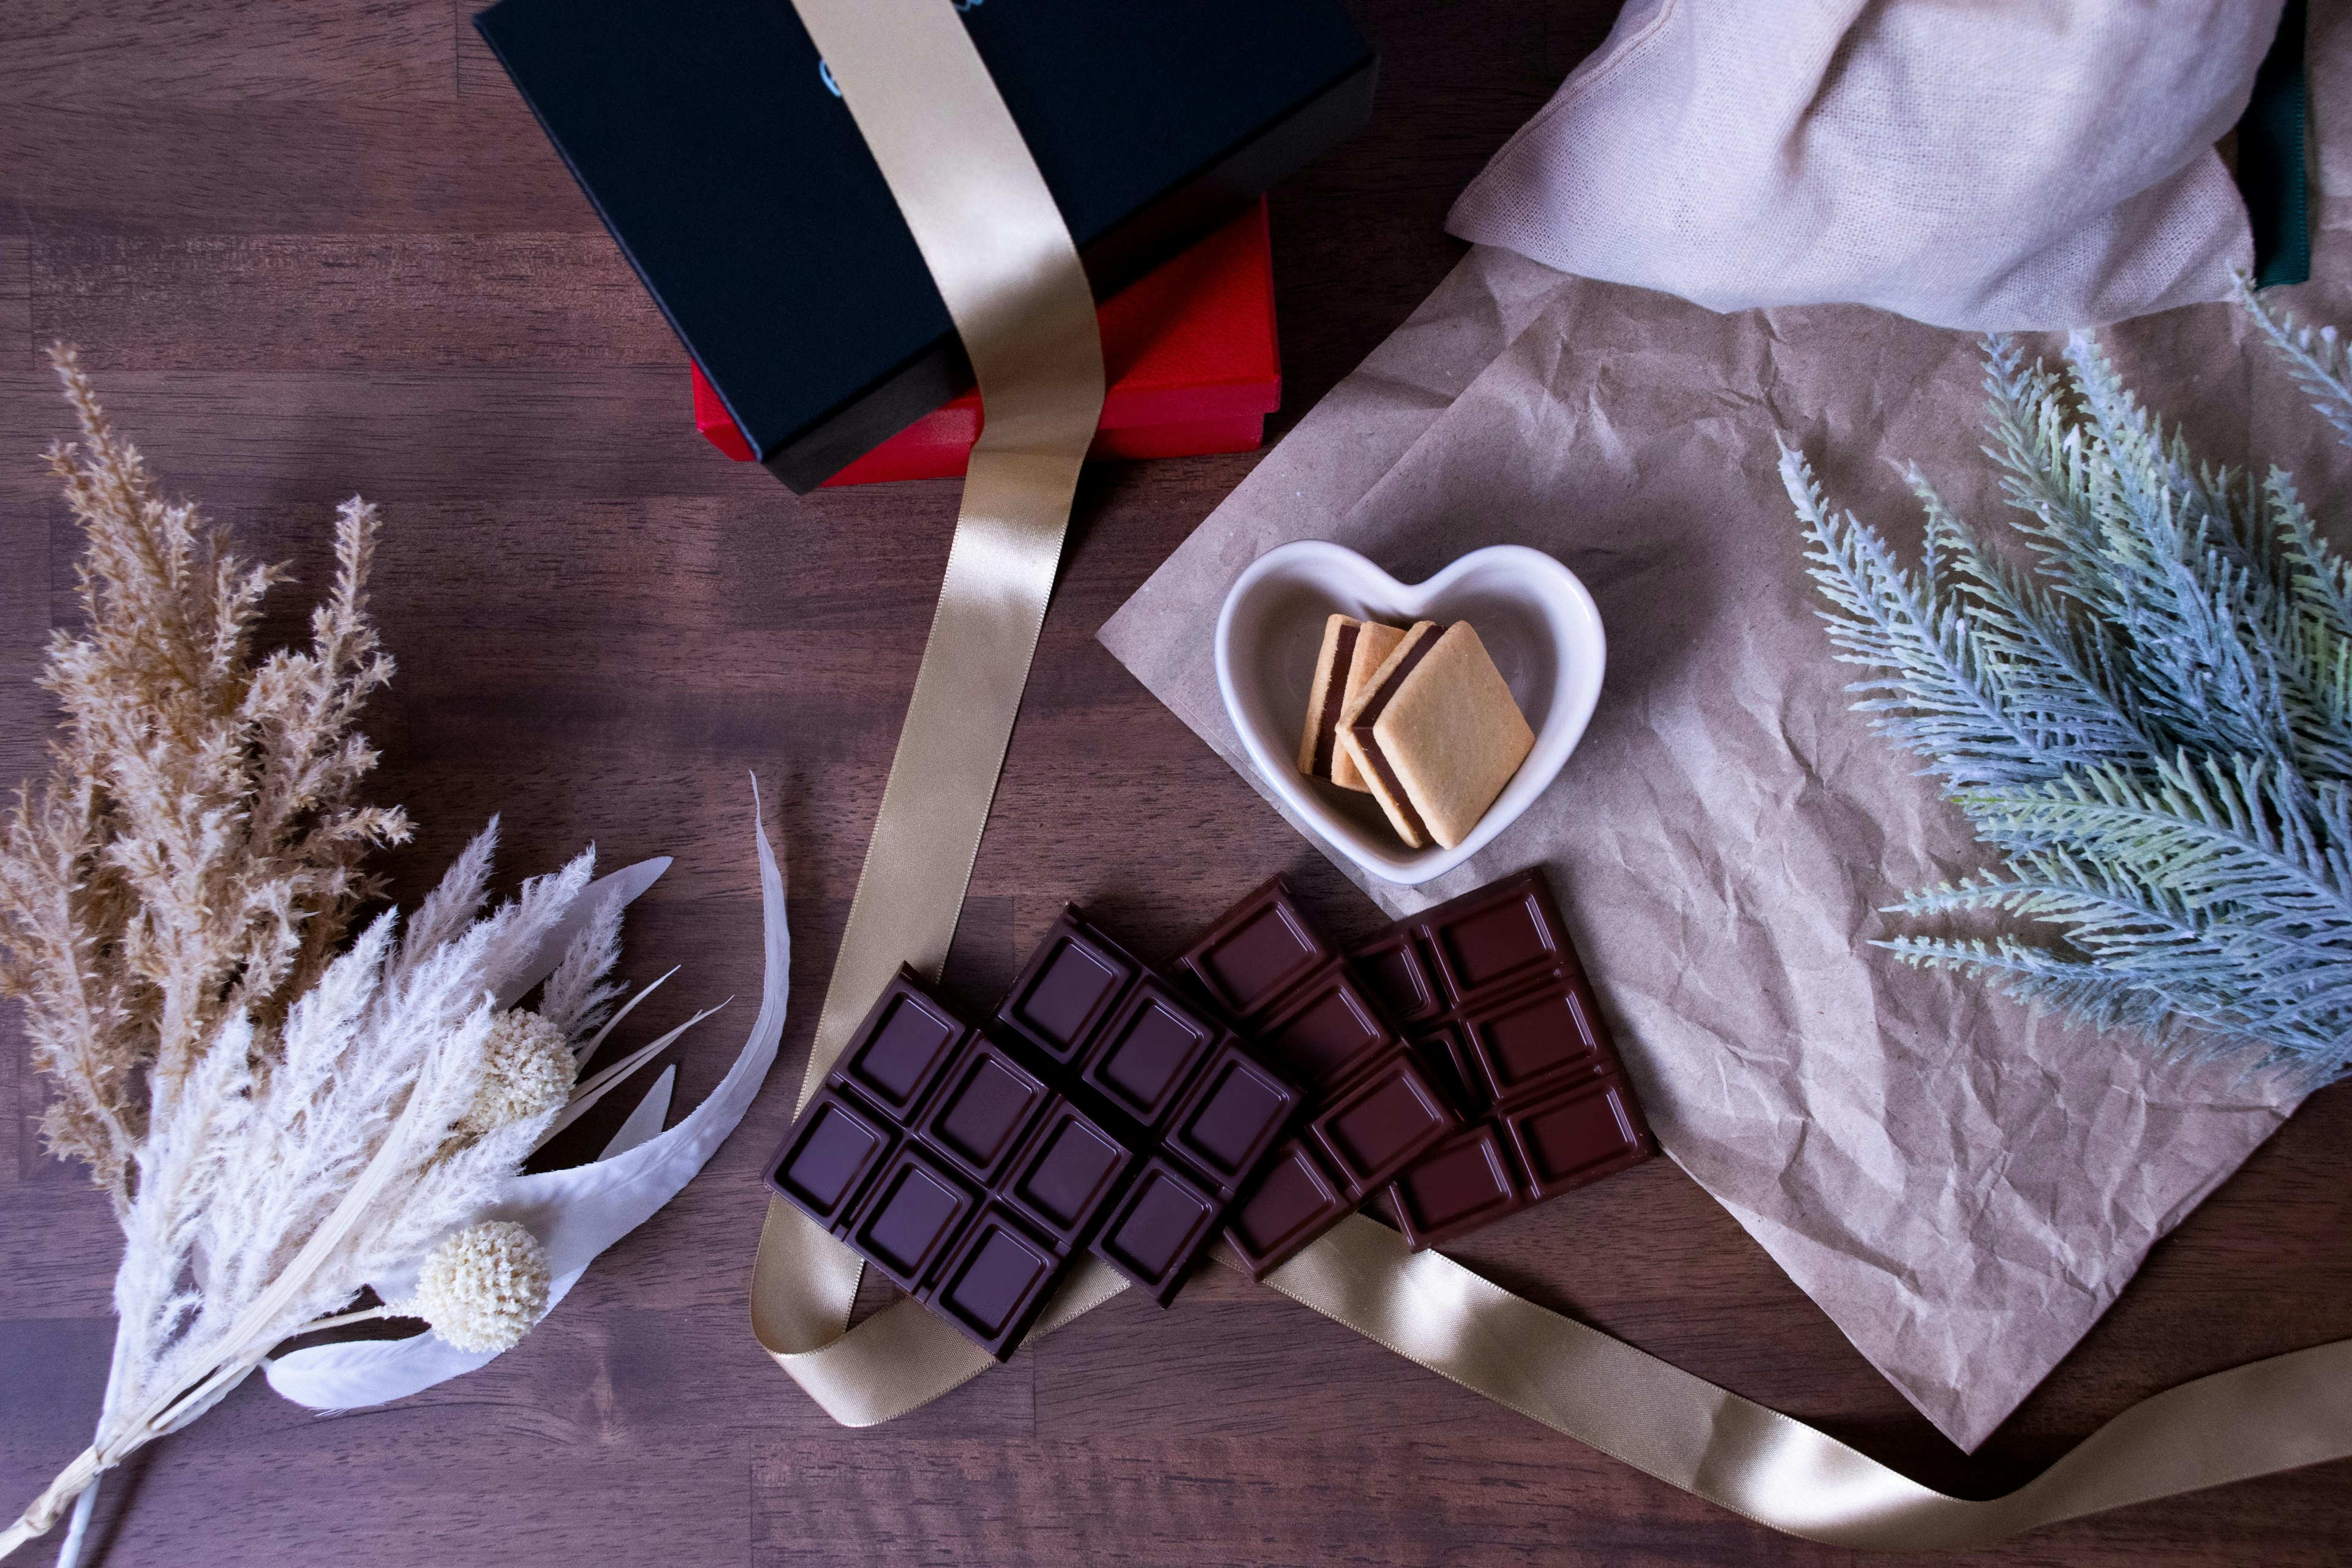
xmin=1214 ymin=541 xmax=1605 ymax=886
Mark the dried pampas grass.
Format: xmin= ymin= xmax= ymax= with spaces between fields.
xmin=0 ymin=346 xmax=410 ymax=1207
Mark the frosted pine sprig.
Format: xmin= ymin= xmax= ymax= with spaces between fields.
xmin=1785 ymin=296 xmax=2352 ymax=1083
xmin=2237 ymin=271 xmax=2352 ymax=448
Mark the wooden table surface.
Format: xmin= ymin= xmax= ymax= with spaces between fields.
xmin=5 ymin=4 xmax=2350 ymax=1564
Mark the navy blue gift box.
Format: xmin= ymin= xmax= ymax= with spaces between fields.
xmin=476 ymin=0 xmax=1377 ymax=491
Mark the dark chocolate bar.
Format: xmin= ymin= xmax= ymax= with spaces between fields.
xmin=767 ymin=910 xmax=1299 ymax=1358
xmin=1180 ymin=878 xmax=1461 ymax=1279
xmin=1352 ymin=870 xmax=1656 ymax=1250
xmin=767 ymin=872 xmax=1648 ymax=1357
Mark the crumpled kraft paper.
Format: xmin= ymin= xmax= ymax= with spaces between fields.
xmin=1097 ymin=13 xmax=2352 ymax=1452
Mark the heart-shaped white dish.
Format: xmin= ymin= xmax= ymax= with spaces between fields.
xmin=1215 ymin=541 xmax=1605 ymax=886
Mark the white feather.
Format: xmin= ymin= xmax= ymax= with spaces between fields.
xmin=265 ymin=803 xmax=787 ymax=1411
xmin=573 ymin=965 xmax=680 ymax=1072
xmin=532 ymin=1003 xmax=726 ymax=1151
xmin=602 ymin=1068 xmax=675 ymax=1160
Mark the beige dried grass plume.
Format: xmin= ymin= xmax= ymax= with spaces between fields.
xmin=0 ymin=345 xmax=410 ymax=1210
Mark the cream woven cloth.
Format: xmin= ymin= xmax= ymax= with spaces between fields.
xmin=1449 ymin=0 xmax=2283 ymax=330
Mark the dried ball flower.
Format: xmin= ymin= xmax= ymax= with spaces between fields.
xmin=410 ymin=1220 xmax=552 ymax=1353
xmin=456 ymin=1008 xmax=574 ymax=1138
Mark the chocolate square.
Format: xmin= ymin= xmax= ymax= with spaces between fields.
xmin=839 ymin=973 xmax=968 ymax=1116
xmin=1386 ymin=1123 xmax=1523 ymax=1247
xmin=921 ymin=1037 xmax=1053 ymax=1185
xmin=1003 ymin=1102 xmax=1132 ymax=1242
xmin=924 ymin=1206 xmax=1063 ymax=1359
xmin=766 ymin=1087 xmax=896 ymax=1225
xmin=1164 ymin=1041 xmax=1297 ymax=1195
xmin=1080 ymin=978 xmax=1220 ymax=1127
xmin=1256 ymin=970 xmax=1397 ymax=1090
xmin=1093 ymin=1156 xmax=1221 ymax=1305
xmin=1176 ymin=876 xmax=1335 ymax=1022
xmin=998 ymin=912 xmax=1137 ymax=1061
xmin=1461 ymin=984 xmax=1605 ymax=1103
xmin=1307 ymin=1053 xmax=1454 ymax=1194
xmin=1224 ymin=1139 xmax=1350 ymax=1275
xmin=1425 ymin=880 xmax=1569 ymax=1006
xmin=1503 ymin=1077 xmax=1649 ymax=1200
xmin=848 ymin=1146 xmax=981 ymax=1292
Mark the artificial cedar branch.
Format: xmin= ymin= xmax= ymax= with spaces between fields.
xmin=1784 ymin=292 xmax=2352 ymax=1083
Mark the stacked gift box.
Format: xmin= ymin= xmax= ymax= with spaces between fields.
xmin=478 ymin=0 xmax=1374 ymax=490
xmin=693 ymin=201 xmax=1284 ymax=482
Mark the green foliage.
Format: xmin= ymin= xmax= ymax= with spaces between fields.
xmin=1783 ymin=285 xmax=2352 ymax=1082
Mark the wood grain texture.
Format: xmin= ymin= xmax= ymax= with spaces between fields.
xmin=3 ymin=3 xmax=2350 ymax=1564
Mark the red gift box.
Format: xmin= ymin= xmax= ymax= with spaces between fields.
xmin=693 ymin=200 xmax=1281 ymax=483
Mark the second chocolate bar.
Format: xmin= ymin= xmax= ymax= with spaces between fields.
xmin=1179 ymin=878 xmax=1460 ymax=1279
xmin=1351 ymin=870 xmax=1656 ymax=1250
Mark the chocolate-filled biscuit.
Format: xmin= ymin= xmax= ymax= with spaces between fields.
xmin=1296 ymin=614 xmax=1407 ymax=791
xmin=1338 ymin=621 xmax=1534 ymax=849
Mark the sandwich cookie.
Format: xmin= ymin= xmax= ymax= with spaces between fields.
xmin=1297 ymin=614 xmax=1407 ymax=791
xmin=1337 ymin=620 xmax=1534 ymax=849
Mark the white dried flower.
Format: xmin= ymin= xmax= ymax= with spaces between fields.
xmin=408 ymin=1221 xmax=551 ymax=1353
xmin=456 ymin=1009 xmax=574 ymax=1139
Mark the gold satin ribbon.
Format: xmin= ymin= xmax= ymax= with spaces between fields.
xmin=1259 ymin=1216 xmax=2352 ymax=1550
xmin=750 ymin=0 xmax=1114 ymax=1409
xmin=750 ymin=0 xmax=2352 ymax=1542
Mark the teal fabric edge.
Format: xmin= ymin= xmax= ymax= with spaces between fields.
xmin=2241 ymin=0 xmax=2312 ymax=289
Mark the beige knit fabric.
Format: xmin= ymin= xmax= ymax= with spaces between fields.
xmin=1449 ymin=0 xmax=2282 ymax=331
